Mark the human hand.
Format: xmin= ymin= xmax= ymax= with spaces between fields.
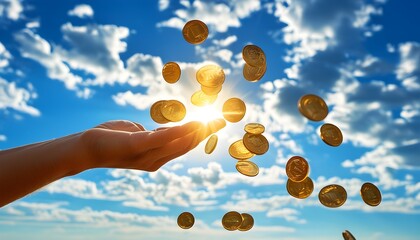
xmin=79 ymin=119 xmax=226 ymax=172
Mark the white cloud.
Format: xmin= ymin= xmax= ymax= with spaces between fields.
xmin=158 ymin=0 xmax=170 ymax=11
xmin=0 ymin=134 xmax=6 ymax=141
xmin=68 ymin=4 xmax=94 ymax=18
xmin=25 ymin=20 xmax=40 ymax=29
xmin=0 ymin=41 xmax=11 ymax=69
xmin=396 ymin=42 xmax=420 ymax=90
xmin=44 ymin=179 xmax=107 ymax=200
xmin=0 ymin=0 xmax=23 ymax=20
xmin=0 ymin=78 xmax=40 ymax=116
xmin=212 ymin=35 xmax=237 ymax=47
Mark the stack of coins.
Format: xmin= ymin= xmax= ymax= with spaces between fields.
xmin=192 ymin=64 xmax=225 ymax=106
xmin=222 ymin=211 xmax=254 ymax=231
xmin=242 ymin=45 xmax=267 ymax=82
xmin=285 ymin=156 xmax=314 ymax=199
xmin=150 ymin=100 xmax=186 ymax=124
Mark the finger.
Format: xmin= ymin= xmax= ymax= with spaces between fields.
xmin=154 ymin=127 xmax=170 ymax=131
xmin=132 ymin=122 xmax=146 ymax=131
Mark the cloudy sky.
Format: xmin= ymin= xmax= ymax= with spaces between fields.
xmin=0 ymin=0 xmax=419 ymax=239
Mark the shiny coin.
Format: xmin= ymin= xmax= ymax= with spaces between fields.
xmin=162 ymin=62 xmax=181 ymax=84
xmin=191 ymin=90 xmax=218 ymax=106
xmin=236 ymin=161 xmax=259 ymax=177
xmin=182 ymin=19 xmax=209 ymax=44
xmin=286 ymin=156 xmax=310 ymax=182
xmin=205 ymin=134 xmax=218 ymax=154
xmin=360 ymin=182 xmax=382 ymax=207
xmin=319 ymin=184 xmax=347 ymax=208
xmin=201 ymin=84 xmax=222 ymax=96
xmin=238 ymin=213 xmax=254 ymax=231
xmin=177 ymin=212 xmax=195 ymax=229
xmin=161 ymin=100 xmax=186 ymax=122
xmin=242 ymin=45 xmax=266 ymax=67
xmin=298 ymin=94 xmax=329 ymax=121
xmin=229 ymin=140 xmax=255 ymax=160
xmin=244 ymin=123 xmax=265 ymax=134
xmin=196 ymin=64 xmax=225 ymax=87
xmin=320 ymin=123 xmax=343 ymax=147
xmin=342 ymin=230 xmax=356 ymax=240
xmin=243 ymin=63 xmax=266 ymax=82
xmin=286 ymin=177 xmax=314 ymax=199
xmin=243 ymin=133 xmax=269 ymax=155
xmin=222 ymin=211 xmax=243 ymax=231
xmin=150 ymin=100 xmax=170 ymax=124
xmin=222 ymin=98 xmax=246 ymax=123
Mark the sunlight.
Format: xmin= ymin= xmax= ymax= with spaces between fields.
xmin=184 ymin=104 xmax=224 ymax=124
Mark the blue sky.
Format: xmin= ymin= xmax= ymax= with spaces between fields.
xmin=0 ymin=0 xmax=419 ymax=239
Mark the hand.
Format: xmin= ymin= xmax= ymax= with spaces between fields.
xmin=80 ymin=119 xmax=226 ymax=172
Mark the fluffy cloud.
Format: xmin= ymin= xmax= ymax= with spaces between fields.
xmin=68 ymin=4 xmax=94 ymax=18
xmin=0 ymin=42 xmax=12 ymax=68
xmin=0 ymin=134 xmax=6 ymax=141
xmin=158 ymin=0 xmax=170 ymax=11
xmin=0 ymin=77 xmax=40 ymax=116
xmin=0 ymin=0 xmax=23 ymax=21
xmin=396 ymin=42 xmax=420 ymax=90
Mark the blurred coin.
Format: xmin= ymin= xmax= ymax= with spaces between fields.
xmin=222 ymin=98 xmax=246 ymax=123
xmin=182 ymin=20 xmax=208 ymax=44
xmin=177 ymin=212 xmax=195 ymax=229
xmin=162 ymin=62 xmax=181 ymax=84
xmin=161 ymin=100 xmax=186 ymax=122
xmin=243 ymin=63 xmax=266 ymax=82
xmin=319 ymin=184 xmax=347 ymax=208
xmin=243 ymin=133 xmax=269 ymax=155
xmin=342 ymin=230 xmax=356 ymax=240
xmin=298 ymin=94 xmax=328 ymax=121
xmin=201 ymin=84 xmax=222 ymax=96
xmin=286 ymin=156 xmax=310 ymax=182
xmin=196 ymin=64 xmax=225 ymax=87
xmin=229 ymin=140 xmax=255 ymax=160
xmin=286 ymin=177 xmax=314 ymax=199
xmin=205 ymin=134 xmax=218 ymax=154
xmin=360 ymin=182 xmax=382 ymax=207
xmin=236 ymin=160 xmax=259 ymax=177
xmin=191 ymin=90 xmax=217 ymax=106
xmin=150 ymin=100 xmax=170 ymax=124
xmin=238 ymin=213 xmax=254 ymax=231
xmin=222 ymin=211 xmax=243 ymax=231
xmin=242 ymin=45 xmax=266 ymax=67
xmin=320 ymin=123 xmax=343 ymax=147
xmin=244 ymin=123 xmax=265 ymax=134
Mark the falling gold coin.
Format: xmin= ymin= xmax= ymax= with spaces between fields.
xmin=229 ymin=140 xmax=255 ymax=160
xmin=160 ymin=100 xmax=186 ymax=122
xmin=243 ymin=133 xmax=269 ymax=155
xmin=342 ymin=230 xmax=356 ymax=240
xmin=298 ymin=94 xmax=329 ymax=121
xmin=191 ymin=90 xmax=218 ymax=106
xmin=238 ymin=213 xmax=254 ymax=231
xmin=286 ymin=177 xmax=314 ymax=199
xmin=320 ymin=123 xmax=343 ymax=147
xmin=162 ymin=62 xmax=181 ymax=84
xmin=196 ymin=64 xmax=225 ymax=87
xmin=286 ymin=156 xmax=310 ymax=182
xmin=243 ymin=63 xmax=266 ymax=82
xmin=222 ymin=211 xmax=243 ymax=231
xmin=242 ymin=45 xmax=266 ymax=67
xmin=319 ymin=184 xmax=347 ymax=208
xmin=150 ymin=100 xmax=170 ymax=124
xmin=236 ymin=160 xmax=259 ymax=177
xmin=177 ymin=212 xmax=195 ymax=229
xmin=222 ymin=98 xmax=246 ymax=123
xmin=182 ymin=19 xmax=209 ymax=45
xmin=360 ymin=182 xmax=382 ymax=207
xmin=244 ymin=123 xmax=265 ymax=134
xmin=201 ymin=84 xmax=222 ymax=96
xmin=205 ymin=134 xmax=218 ymax=154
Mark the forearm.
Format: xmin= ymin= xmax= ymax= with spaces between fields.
xmin=0 ymin=132 xmax=89 ymax=207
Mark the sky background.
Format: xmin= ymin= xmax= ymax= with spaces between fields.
xmin=0 ymin=0 xmax=419 ymax=239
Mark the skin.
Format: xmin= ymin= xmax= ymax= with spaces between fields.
xmin=0 ymin=119 xmax=226 ymax=207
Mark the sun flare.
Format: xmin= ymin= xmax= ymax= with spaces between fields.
xmin=184 ymin=104 xmax=224 ymax=124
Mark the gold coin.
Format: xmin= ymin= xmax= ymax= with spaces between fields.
xmin=201 ymin=84 xmax=222 ymax=96
xmin=242 ymin=45 xmax=266 ymax=67
xmin=342 ymin=230 xmax=356 ymax=240
xmin=286 ymin=177 xmax=314 ymax=199
xmin=191 ymin=90 xmax=218 ymax=106
xmin=177 ymin=212 xmax=195 ymax=229
xmin=298 ymin=94 xmax=329 ymax=121
xmin=320 ymin=123 xmax=343 ymax=147
xmin=236 ymin=160 xmax=259 ymax=177
xmin=162 ymin=62 xmax=181 ymax=84
xmin=360 ymin=182 xmax=382 ymax=207
xmin=286 ymin=156 xmax=310 ymax=182
xmin=243 ymin=63 xmax=266 ymax=82
xmin=182 ymin=19 xmax=209 ymax=44
xmin=318 ymin=184 xmax=347 ymax=208
xmin=238 ymin=213 xmax=254 ymax=231
xmin=160 ymin=100 xmax=186 ymax=122
xmin=244 ymin=123 xmax=265 ymax=134
xmin=222 ymin=98 xmax=246 ymax=123
xmin=222 ymin=211 xmax=243 ymax=231
xmin=229 ymin=140 xmax=255 ymax=160
xmin=205 ymin=134 xmax=218 ymax=154
xmin=196 ymin=64 xmax=225 ymax=87
xmin=150 ymin=100 xmax=170 ymax=124
xmin=243 ymin=133 xmax=269 ymax=155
